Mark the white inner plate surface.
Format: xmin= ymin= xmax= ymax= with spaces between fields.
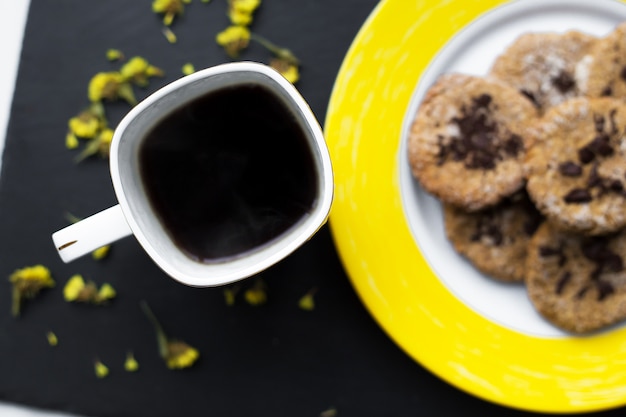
xmin=400 ymin=0 xmax=626 ymax=338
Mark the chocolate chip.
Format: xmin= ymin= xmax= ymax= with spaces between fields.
xmin=587 ymin=163 xmax=601 ymax=188
xmin=558 ymin=161 xmax=582 ymax=177
xmin=564 ymin=188 xmax=592 ymax=203
xmin=473 ymin=94 xmax=492 ymax=108
xmin=576 ymin=285 xmax=590 ymax=299
xmin=467 ymin=150 xmax=496 ymax=170
xmin=609 ymin=108 xmax=619 ymax=134
xmin=587 ymin=134 xmax=614 ymax=156
xmin=556 ymin=271 xmax=571 ymax=295
xmin=602 ymin=86 xmax=613 ymax=96
xmin=578 ymin=147 xmax=595 ymax=164
xmin=503 ymin=134 xmax=523 ymax=157
xmin=621 ymin=66 xmax=626 ymax=82
xmin=520 ymin=89 xmax=539 ymax=108
xmin=596 ymin=280 xmax=615 ymax=301
xmin=552 ymin=70 xmax=576 ymax=93
xmin=438 ymin=94 xmax=519 ymax=170
xmin=580 ymin=236 xmax=623 ymax=291
xmin=539 ymin=243 xmax=567 ymax=266
xmin=470 ymin=216 xmax=503 ymax=246
xmin=594 ymin=114 xmax=605 ymax=133
xmin=539 ymin=246 xmax=560 ymax=257
xmin=610 ymin=180 xmax=624 ymax=192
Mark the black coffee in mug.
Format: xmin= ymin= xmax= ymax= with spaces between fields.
xmin=139 ymin=83 xmax=318 ymax=263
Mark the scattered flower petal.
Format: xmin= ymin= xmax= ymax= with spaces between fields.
xmin=152 ymin=0 xmax=190 ymax=26
xmin=216 ymin=25 xmax=250 ymax=58
xmin=63 ymin=274 xmax=116 ymax=305
xmin=106 ymin=49 xmax=124 ymax=61
xmin=46 ymin=331 xmax=58 ymax=347
xmin=181 ymin=63 xmax=195 ymax=76
xmin=141 ymin=301 xmax=200 ymax=369
xmin=97 ymin=283 xmax=116 ymax=301
xmin=298 ymin=288 xmax=317 ymax=311
xmin=250 ymin=33 xmax=299 ymax=65
xmin=63 ymin=274 xmax=85 ymax=302
xmin=162 ymin=27 xmax=178 ymax=44
xmin=320 ymin=407 xmax=338 ymax=417
xmin=120 ymin=57 xmax=164 ymax=87
xmin=65 ymin=132 xmax=79 ymax=149
xmin=244 ymin=279 xmax=267 ymax=306
xmin=223 ymin=285 xmax=240 ymax=306
xmin=92 ymin=245 xmax=110 ymax=260
xmin=94 ymin=359 xmax=109 ymax=378
xmin=68 ymin=111 xmax=100 ymax=139
xmin=9 ymin=265 xmax=55 ymax=317
xmin=270 ymin=58 xmax=300 ymax=84
xmin=124 ymin=351 xmax=140 ymax=372
xmin=88 ymin=72 xmax=127 ymax=103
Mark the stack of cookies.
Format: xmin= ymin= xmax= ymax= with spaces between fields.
xmin=408 ymin=23 xmax=626 ymax=334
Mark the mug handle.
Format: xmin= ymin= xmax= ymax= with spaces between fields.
xmin=52 ymin=205 xmax=132 ymax=263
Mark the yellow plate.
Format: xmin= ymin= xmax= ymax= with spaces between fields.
xmin=325 ymin=0 xmax=626 ymax=413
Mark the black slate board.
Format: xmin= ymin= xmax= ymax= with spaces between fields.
xmin=0 ymin=1 xmax=625 ymax=417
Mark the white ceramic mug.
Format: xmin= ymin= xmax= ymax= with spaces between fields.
xmin=52 ymin=62 xmax=333 ymax=287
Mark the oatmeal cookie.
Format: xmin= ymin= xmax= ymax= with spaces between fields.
xmin=408 ymin=73 xmax=538 ymax=211
xmin=526 ymin=221 xmax=626 ymax=333
xmin=444 ymin=191 xmax=543 ymax=282
xmin=579 ymin=22 xmax=626 ymax=98
xmin=489 ymin=31 xmax=596 ymax=112
xmin=525 ymin=97 xmax=626 ymax=235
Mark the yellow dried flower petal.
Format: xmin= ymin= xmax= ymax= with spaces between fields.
xmin=228 ymin=8 xmax=253 ymax=26
xmin=152 ymin=0 xmax=188 ymax=26
xmin=270 ymin=58 xmax=300 ymax=84
xmin=121 ymin=57 xmax=164 ymax=86
xmin=216 ymin=25 xmax=250 ymax=58
xmin=163 ymin=27 xmax=178 ymax=44
xmin=120 ymin=57 xmax=149 ymax=79
xmin=75 ymin=127 xmax=115 ymax=162
xmin=320 ymin=407 xmax=338 ymax=417
xmin=298 ymin=290 xmax=316 ymax=311
xmin=124 ymin=351 xmax=139 ymax=372
xmin=98 ymin=128 xmax=114 ymax=156
xmin=10 ymin=265 xmax=54 ymax=285
xmin=250 ymin=33 xmax=300 ymax=65
xmin=230 ymin=0 xmax=261 ymax=13
xmin=97 ymin=283 xmax=116 ymax=302
xmin=141 ymin=301 xmax=200 ymax=370
xmin=94 ymin=359 xmax=109 ymax=378
xmin=65 ymin=132 xmax=79 ymax=149
xmin=166 ymin=341 xmax=200 ymax=369
xmin=244 ymin=280 xmax=266 ymax=306
xmin=223 ymin=285 xmax=240 ymax=306
xmin=68 ymin=113 xmax=100 ymax=139
xmin=92 ymin=245 xmax=110 ymax=260
xmin=88 ymin=72 xmax=125 ymax=102
xmin=181 ymin=63 xmax=195 ymax=76
xmin=63 ymin=274 xmax=85 ymax=302
xmin=106 ymin=49 xmax=124 ymax=61
xmin=10 ymin=265 xmax=55 ymax=316
xmin=46 ymin=331 xmax=58 ymax=347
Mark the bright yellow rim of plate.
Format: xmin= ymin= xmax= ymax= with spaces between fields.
xmin=324 ymin=0 xmax=626 ymax=413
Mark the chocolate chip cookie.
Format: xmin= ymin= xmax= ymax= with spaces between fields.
xmin=525 ymin=97 xmax=626 ymax=235
xmin=490 ymin=31 xmax=596 ymax=113
xmin=444 ymin=191 xmax=543 ymax=282
xmin=580 ymin=22 xmax=626 ymax=98
xmin=408 ymin=73 xmax=538 ymax=211
xmin=526 ymin=221 xmax=626 ymax=333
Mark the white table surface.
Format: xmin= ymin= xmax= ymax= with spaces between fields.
xmin=0 ymin=2 xmax=77 ymax=416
